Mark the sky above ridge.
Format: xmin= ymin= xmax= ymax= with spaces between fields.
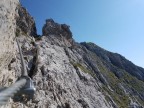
xmin=21 ymin=0 xmax=144 ymax=68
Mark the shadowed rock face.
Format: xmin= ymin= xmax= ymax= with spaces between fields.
xmin=16 ymin=5 xmax=37 ymax=37
xmin=42 ymin=19 xmax=72 ymax=39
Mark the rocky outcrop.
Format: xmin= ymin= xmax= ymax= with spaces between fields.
xmin=16 ymin=5 xmax=37 ymax=37
xmin=0 ymin=1 xmax=144 ymax=108
xmin=42 ymin=19 xmax=74 ymax=48
xmin=43 ymin=19 xmax=72 ymax=39
xmin=4 ymin=19 xmax=142 ymax=108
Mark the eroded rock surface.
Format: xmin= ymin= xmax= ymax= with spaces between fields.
xmin=6 ymin=20 xmax=143 ymax=108
xmin=0 ymin=0 xmax=19 ymax=71
xmin=16 ymin=5 xmax=37 ymax=37
xmin=0 ymin=0 xmax=144 ymax=107
xmin=43 ymin=19 xmax=72 ymax=40
xmin=30 ymin=36 xmax=113 ymax=108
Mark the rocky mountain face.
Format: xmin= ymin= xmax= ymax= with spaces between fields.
xmin=16 ymin=5 xmax=37 ymax=37
xmin=0 ymin=1 xmax=144 ymax=108
xmin=0 ymin=0 xmax=19 ymax=92
xmin=81 ymin=42 xmax=144 ymax=81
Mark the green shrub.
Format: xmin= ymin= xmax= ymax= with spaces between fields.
xmin=71 ymin=62 xmax=96 ymax=78
xmin=15 ymin=29 xmax=20 ymax=37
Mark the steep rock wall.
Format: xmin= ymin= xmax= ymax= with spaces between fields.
xmin=0 ymin=0 xmax=144 ymax=107
xmin=16 ymin=5 xmax=37 ymax=37
xmin=0 ymin=0 xmax=19 ymax=85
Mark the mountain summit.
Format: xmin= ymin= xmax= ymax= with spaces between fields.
xmin=0 ymin=1 xmax=144 ymax=108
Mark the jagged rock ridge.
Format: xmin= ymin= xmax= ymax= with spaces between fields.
xmin=81 ymin=42 xmax=144 ymax=81
xmin=16 ymin=5 xmax=37 ymax=37
xmin=0 ymin=1 xmax=144 ymax=108
xmin=11 ymin=18 xmax=144 ymax=108
xmin=43 ymin=19 xmax=72 ymax=40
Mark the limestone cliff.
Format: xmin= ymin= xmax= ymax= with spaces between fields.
xmin=0 ymin=1 xmax=144 ymax=108
xmin=0 ymin=0 xmax=19 ymax=88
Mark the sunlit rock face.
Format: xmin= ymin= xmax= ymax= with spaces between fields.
xmin=0 ymin=0 xmax=19 ymax=71
xmin=0 ymin=0 xmax=19 ymax=84
xmin=8 ymin=19 xmax=143 ymax=108
xmin=27 ymin=36 xmax=114 ymax=108
xmin=81 ymin=42 xmax=144 ymax=81
xmin=0 ymin=0 xmax=144 ymax=108
xmin=0 ymin=0 xmax=19 ymax=107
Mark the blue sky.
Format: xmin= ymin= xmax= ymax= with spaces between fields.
xmin=21 ymin=0 xmax=144 ymax=68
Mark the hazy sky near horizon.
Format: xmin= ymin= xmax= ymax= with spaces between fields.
xmin=21 ymin=0 xmax=144 ymax=68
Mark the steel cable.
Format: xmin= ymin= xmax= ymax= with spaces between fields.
xmin=0 ymin=38 xmax=28 ymax=106
xmin=0 ymin=78 xmax=26 ymax=106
